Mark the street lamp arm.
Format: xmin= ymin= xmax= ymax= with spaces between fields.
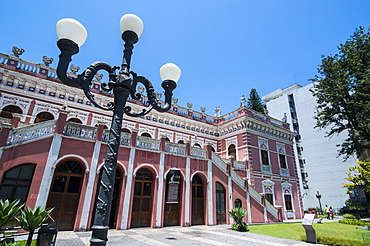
xmin=80 ymin=62 xmax=115 ymax=111
xmin=56 ymin=39 xmax=84 ymax=88
xmin=134 ymin=75 xmax=176 ymax=113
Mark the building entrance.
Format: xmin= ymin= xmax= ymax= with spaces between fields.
xmin=164 ymin=170 xmax=182 ymax=226
xmin=131 ymin=169 xmax=153 ymax=228
xmin=191 ymin=174 xmax=205 ymax=225
xmin=46 ymin=160 xmax=84 ymax=230
xmin=216 ymin=182 xmax=226 ymax=224
xmin=91 ymin=168 xmax=122 ymax=229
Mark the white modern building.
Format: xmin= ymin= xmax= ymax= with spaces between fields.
xmin=262 ymin=83 xmax=356 ymax=210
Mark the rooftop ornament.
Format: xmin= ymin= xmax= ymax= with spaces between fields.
xmin=55 ymin=14 xmax=181 ymax=246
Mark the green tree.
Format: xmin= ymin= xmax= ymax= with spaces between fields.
xmin=342 ymin=159 xmax=370 ymax=211
xmin=247 ymin=88 xmax=265 ymax=113
xmin=310 ymin=26 xmax=370 ymax=160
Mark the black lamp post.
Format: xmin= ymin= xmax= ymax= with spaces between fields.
xmin=55 ymin=14 xmax=180 ymax=246
xmin=315 ymin=190 xmax=322 ymax=215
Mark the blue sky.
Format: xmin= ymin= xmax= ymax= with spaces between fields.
xmin=1 ymin=1 xmax=370 ymax=115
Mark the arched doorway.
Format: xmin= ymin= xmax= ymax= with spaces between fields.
xmin=0 ymin=105 xmax=22 ymax=119
xmin=131 ymin=168 xmax=153 ymax=228
xmin=35 ymin=111 xmax=54 ymax=123
xmin=46 ymin=160 xmax=84 ymax=230
xmin=91 ymin=167 xmax=123 ymax=229
xmin=191 ymin=174 xmax=205 ymax=225
xmin=216 ymin=182 xmax=226 ymax=224
xmin=164 ymin=170 xmax=182 ymax=226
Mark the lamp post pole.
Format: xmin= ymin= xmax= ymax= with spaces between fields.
xmin=315 ymin=190 xmax=322 ymax=215
xmin=55 ymin=14 xmax=181 ymax=246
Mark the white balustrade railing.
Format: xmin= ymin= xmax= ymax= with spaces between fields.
xmin=64 ymin=122 xmax=96 ymax=140
xmin=102 ymin=130 xmax=110 ymax=142
xmin=230 ymin=169 xmax=245 ymax=188
xmin=165 ymin=142 xmax=186 ymax=156
xmin=234 ymin=161 xmax=246 ymax=170
xmin=0 ymin=117 xmax=11 ymax=125
xmin=280 ymin=168 xmax=289 ymax=176
xmin=261 ymin=165 xmax=272 ymax=174
xmin=136 ymin=136 xmax=160 ymax=151
xmin=265 ymin=201 xmax=279 ymax=219
xmin=248 ymin=184 xmax=262 ymax=204
xmin=190 ymin=147 xmax=206 ymax=159
xmin=212 ymin=152 xmax=228 ymax=173
xmin=120 ymin=133 xmax=131 ymax=146
xmin=7 ymin=120 xmax=56 ymax=145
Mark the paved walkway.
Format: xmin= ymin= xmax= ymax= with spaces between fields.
xmin=55 ymin=225 xmax=319 ymax=246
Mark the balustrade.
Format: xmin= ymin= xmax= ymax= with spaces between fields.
xmin=190 ymin=147 xmax=206 ymax=159
xmin=234 ymin=161 xmax=246 ymax=170
xmin=248 ymin=184 xmax=263 ymax=204
xmin=265 ymin=201 xmax=279 ymax=219
xmin=64 ymin=122 xmax=96 ymax=140
xmin=230 ymin=169 xmax=245 ymax=188
xmin=261 ymin=164 xmax=272 ymax=174
xmin=7 ymin=120 xmax=56 ymax=145
xmin=212 ymin=152 xmax=228 ymax=173
xmin=280 ymin=168 xmax=289 ymax=176
xmin=136 ymin=136 xmax=160 ymax=151
xmin=165 ymin=142 xmax=186 ymax=156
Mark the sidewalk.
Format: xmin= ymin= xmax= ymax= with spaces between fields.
xmin=54 ymin=225 xmax=320 ymax=246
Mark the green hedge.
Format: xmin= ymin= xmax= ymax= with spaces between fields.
xmin=316 ymin=235 xmax=370 ymax=246
xmin=339 ymin=219 xmax=370 ymax=226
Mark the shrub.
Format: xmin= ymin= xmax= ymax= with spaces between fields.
xmin=339 ymin=219 xmax=370 ymax=226
xmin=0 ymin=199 xmax=24 ymax=230
xmin=343 ymin=214 xmax=356 ymax=219
xmin=316 ymin=235 xmax=370 ymax=246
xmin=228 ymin=207 xmax=248 ymax=232
xmin=231 ymin=222 xmax=249 ymax=232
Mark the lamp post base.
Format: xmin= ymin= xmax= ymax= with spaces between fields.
xmin=90 ymin=225 xmax=109 ymax=246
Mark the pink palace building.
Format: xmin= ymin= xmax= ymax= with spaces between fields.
xmin=0 ymin=50 xmax=302 ymax=231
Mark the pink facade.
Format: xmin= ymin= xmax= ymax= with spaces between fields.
xmin=0 ymin=53 xmax=302 ymax=231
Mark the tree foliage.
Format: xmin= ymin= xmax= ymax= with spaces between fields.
xmin=247 ymin=88 xmax=265 ymax=113
xmin=342 ymin=159 xmax=370 ymax=211
xmin=310 ymin=26 xmax=370 ymax=160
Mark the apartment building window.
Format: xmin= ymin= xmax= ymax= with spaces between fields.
xmin=261 ymin=149 xmax=269 ymax=165
xmin=279 ymin=154 xmax=287 ymax=169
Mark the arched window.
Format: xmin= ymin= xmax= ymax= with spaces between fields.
xmin=68 ymin=118 xmax=82 ymax=124
xmin=141 ymin=133 xmax=152 ymax=138
xmin=121 ymin=128 xmax=131 ymax=133
xmin=228 ymin=144 xmax=236 ymax=159
xmin=193 ymin=143 xmax=201 ymax=148
xmin=234 ymin=199 xmax=242 ymax=208
xmin=0 ymin=105 xmax=22 ymax=119
xmin=35 ymin=111 xmax=54 ymax=123
xmin=0 ymin=164 xmax=35 ymax=203
xmin=178 ymin=140 xmax=185 ymax=144
xmin=165 ymin=137 xmax=170 ymax=142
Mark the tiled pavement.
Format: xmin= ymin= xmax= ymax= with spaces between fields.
xmin=54 ymin=225 xmax=319 ymax=246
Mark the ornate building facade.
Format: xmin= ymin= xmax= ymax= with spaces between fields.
xmin=0 ymin=51 xmax=302 ymax=231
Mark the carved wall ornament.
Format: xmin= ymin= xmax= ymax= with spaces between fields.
xmin=187 ymin=102 xmax=193 ymax=109
xmin=200 ymin=106 xmax=206 ymax=113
